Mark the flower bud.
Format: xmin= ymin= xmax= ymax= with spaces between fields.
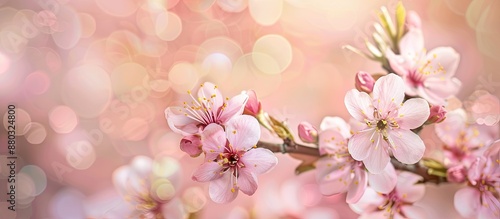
xmin=427 ymin=105 xmax=447 ymax=124
xmin=298 ymin=122 xmax=318 ymax=143
xmin=446 ymin=165 xmax=466 ymax=183
xmin=243 ymin=90 xmax=261 ymax=117
xmin=354 ymin=71 xmax=375 ymax=93
xmin=180 ymin=135 xmax=202 ymax=157
xmin=406 ymin=10 xmax=421 ymax=30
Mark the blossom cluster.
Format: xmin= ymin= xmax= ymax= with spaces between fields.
xmin=110 ymin=2 xmax=499 ymax=219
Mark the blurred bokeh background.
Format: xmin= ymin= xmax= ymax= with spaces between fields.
xmin=0 ymin=0 xmax=499 ymax=218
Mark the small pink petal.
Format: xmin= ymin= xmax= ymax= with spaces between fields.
xmin=318 ymin=171 xmax=353 ymax=196
xmin=454 ymin=187 xmax=480 ymax=218
xmin=359 ymin=211 xmax=389 ymax=219
xmin=348 ymin=129 xmax=377 ymax=161
xmin=298 ymin=122 xmax=318 ymax=143
xmin=349 ymin=188 xmax=385 ymax=214
xmin=397 ymin=98 xmax=430 ymax=130
xmin=218 ymin=93 xmax=249 ymax=123
xmin=165 ymin=107 xmax=199 ymax=135
xmin=434 ymin=109 xmax=467 ymax=146
xmin=396 ymin=172 xmax=425 ymax=203
xmin=400 ymin=205 xmax=427 ymax=219
xmin=241 ymin=148 xmax=277 ymax=174
xmin=344 ymin=89 xmax=375 ymax=122
xmin=180 ymin=135 xmax=202 ymax=157
xmin=389 ymin=129 xmax=425 ymax=164
xmin=368 ymin=163 xmax=397 ymax=194
xmin=243 ymin=90 xmax=261 ymax=116
xmin=346 ymin=168 xmax=367 ymax=204
xmin=209 ymin=173 xmax=238 ymax=203
xmin=427 ymin=105 xmax=447 ymax=124
xmin=372 ymin=74 xmax=406 ymax=112
xmin=362 ymin=139 xmax=390 ymax=174
xmin=425 ymin=47 xmax=460 ymax=78
xmin=421 ymin=77 xmax=461 ymax=105
xmin=406 ymin=11 xmax=422 ymax=30
xmin=226 ymin=115 xmax=260 ymax=151
xmin=237 ymin=170 xmax=258 ymax=196
xmin=386 ymin=49 xmax=411 ymax=77
xmin=316 ymin=158 xmax=352 ymax=183
xmin=201 ymin=124 xmax=227 ymax=160
xmin=355 ymin=71 xmax=375 ymax=93
xmin=192 ymin=161 xmax=224 ymax=182
xmin=320 ymin=116 xmax=352 ymax=139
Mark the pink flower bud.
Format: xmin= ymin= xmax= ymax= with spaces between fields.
xmin=446 ymin=165 xmax=466 ymax=183
xmin=406 ymin=11 xmax=422 ymax=30
xmin=244 ymin=90 xmax=261 ymax=116
xmin=180 ymin=135 xmax=202 ymax=157
xmin=427 ymin=105 xmax=447 ymax=124
xmin=354 ymin=71 xmax=375 ymax=93
xmin=298 ymin=122 xmax=318 ymax=143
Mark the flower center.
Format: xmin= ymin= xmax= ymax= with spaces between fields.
xmin=377 ymin=119 xmax=388 ymax=130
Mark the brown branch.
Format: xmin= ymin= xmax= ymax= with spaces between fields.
xmin=257 ymin=139 xmax=448 ymax=184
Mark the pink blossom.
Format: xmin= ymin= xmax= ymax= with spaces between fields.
xmin=350 ymin=172 xmax=427 ymax=219
xmin=192 ymin=115 xmax=278 ymax=203
xmin=355 ymin=71 xmax=375 ymax=93
xmin=165 ymin=82 xmax=248 ymax=136
xmin=243 ymin=89 xmax=261 ymax=117
xmin=298 ymin=121 xmax=318 ymax=143
xmin=454 ymin=141 xmax=500 ymax=219
xmin=316 ymin=117 xmax=397 ymax=203
xmin=112 ymin=156 xmax=186 ymax=219
xmin=345 ymin=74 xmax=430 ymax=173
xmin=405 ymin=10 xmax=421 ymax=30
xmin=180 ymin=135 xmax=203 ymax=157
xmin=446 ymin=165 xmax=466 ymax=183
xmin=386 ymin=28 xmax=461 ymax=105
xmin=435 ymin=108 xmax=499 ymax=167
xmin=427 ymin=105 xmax=446 ymax=124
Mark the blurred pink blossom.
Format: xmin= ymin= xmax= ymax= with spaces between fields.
xmin=192 ymin=115 xmax=278 ymax=203
xmin=316 ymin=117 xmax=397 ymax=203
xmin=386 ymin=28 xmax=461 ymax=105
xmin=446 ymin=165 xmax=466 ymax=183
xmin=454 ymin=141 xmax=500 ymax=219
xmin=298 ymin=121 xmax=318 ymax=143
xmin=112 ymin=156 xmax=185 ymax=219
xmin=405 ymin=10 xmax=422 ymax=30
xmin=165 ymin=82 xmax=248 ymax=136
xmin=435 ymin=108 xmax=499 ymax=167
xmin=345 ymin=74 xmax=430 ymax=173
xmin=354 ymin=71 xmax=375 ymax=93
xmin=350 ymin=172 xmax=427 ymax=219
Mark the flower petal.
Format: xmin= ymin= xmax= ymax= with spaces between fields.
xmin=363 ymin=139 xmax=390 ymax=174
xmin=399 ymin=29 xmax=424 ymax=60
xmin=344 ymin=89 xmax=375 ymax=122
xmin=348 ymin=128 xmax=377 ymax=161
xmin=209 ymin=173 xmax=238 ymax=203
xmin=425 ymin=47 xmax=460 ymax=78
xmin=386 ymin=49 xmax=411 ymax=77
xmin=318 ymin=171 xmax=353 ymax=196
xmin=200 ymin=124 xmax=227 ymax=160
xmin=165 ymin=107 xmax=199 ymax=135
xmin=226 ymin=115 xmax=260 ymax=151
xmin=372 ymin=74 xmax=406 ymax=112
xmin=396 ymin=171 xmax=425 ymax=203
xmin=434 ymin=109 xmax=467 ymax=146
xmin=197 ymin=82 xmax=224 ymax=110
xmin=346 ymin=168 xmax=367 ymax=204
xmin=400 ymin=205 xmax=427 ymax=219
xmin=320 ymin=116 xmax=352 ymax=139
xmin=219 ymin=93 xmax=249 ymax=124
xmin=241 ymin=148 xmax=277 ymax=174
xmin=368 ymin=163 xmax=397 ymax=194
xmin=237 ymin=169 xmax=258 ymax=196
xmin=316 ymin=158 xmax=352 ymax=183
xmin=396 ymin=98 xmax=430 ymax=130
xmin=349 ymin=188 xmax=385 ymax=214
xmin=420 ymin=77 xmax=461 ymax=105
xmin=319 ymin=129 xmax=348 ymax=155
xmin=454 ymin=187 xmax=480 ymax=218
xmin=389 ymin=129 xmax=425 ymax=164
xmin=192 ymin=161 xmax=224 ymax=182
xmin=180 ymin=135 xmax=203 ymax=157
